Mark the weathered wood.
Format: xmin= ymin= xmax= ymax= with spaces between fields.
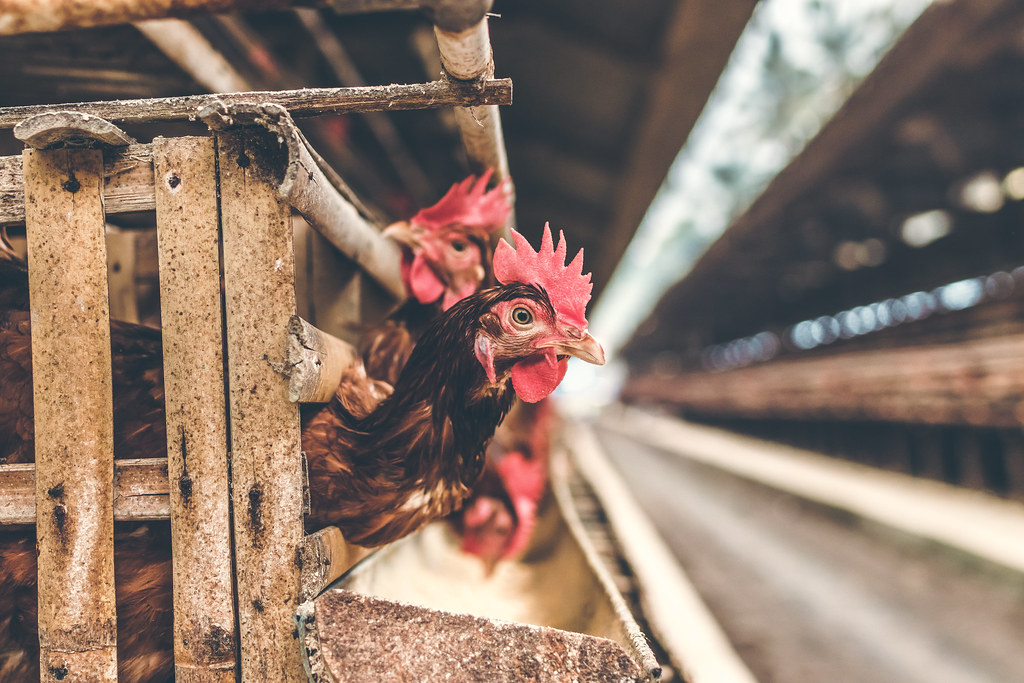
xmin=0 ymin=79 xmax=513 ymax=129
xmin=136 ymin=19 xmax=252 ymax=93
xmin=287 ymin=316 xmax=359 ymax=403
xmin=25 ymin=147 xmax=118 ymax=681
xmin=105 ymin=228 xmax=139 ymax=323
xmin=201 ymin=102 xmax=406 ymax=299
xmin=0 ymin=0 xmax=330 ymax=35
xmin=435 ymin=20 xmax=491 ymax=81
xmin=0 ymin=459 xmax=170 ymax=525
xmin=625 ymin=333 xmax=1024 ymax=428
xmin=14 ymin=111 xmax=136 ymax=149
xmin=154 ymin=136 xmax=238 ymax=682
xmin=218 ymin=128 xmax=306 ymax=681
xmin=298 ymin=526 xmax=371 ymax=602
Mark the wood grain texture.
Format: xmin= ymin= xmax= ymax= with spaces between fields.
xmin=154 ymin=135 xmax=237 ymax=681
xmin=24 ymin=147 xmax=118 ymax=681
xmin=217 ymin=128 xmax=306 ymax=681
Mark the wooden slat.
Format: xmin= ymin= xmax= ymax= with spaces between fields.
xmin=25 ymin=147 xmax=118 ymax=681
xmin=1 ymin=143 xmax=155 ymax=227
xmin=154 ymin=135 xmax=238 ymax=681
xmin=0 ymin=79 xmax=513 ymax=129
xmin=0 ymin=459 xmax=170 ymax=525
xmin=218 ymin=128 xmax=306 ymax=680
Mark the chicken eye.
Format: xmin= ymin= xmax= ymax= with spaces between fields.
xmin=511 ymin=306 xmax=533 ymax=325
xmin=450 ymin=240 xmax=467 ymax=253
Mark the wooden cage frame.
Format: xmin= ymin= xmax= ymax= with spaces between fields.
xmin=0 ymin=4 xmax=514 ymax=680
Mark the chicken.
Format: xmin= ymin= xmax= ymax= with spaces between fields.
xmin=361 ymin=170 xmax=511 ymax=386
xmin=0 ymin=224 xmax=603 ymax=681
xmin=454 ymin=399 xmax=554 ymax=573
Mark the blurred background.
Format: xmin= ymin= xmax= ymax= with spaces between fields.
xmin=3 ymin=0 xmax=1024 ymax=681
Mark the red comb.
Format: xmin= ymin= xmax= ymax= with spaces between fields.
xmin=411 ymin=169 xmax=511 ymax=237
xmin=493 ymin=223 xmax=593 ymax=330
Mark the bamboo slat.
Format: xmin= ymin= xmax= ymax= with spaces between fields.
xmin=154 ymin=136 xmax=238 ymax=681
xmin=0 ymin=143 xmax=154 ymax=227
xmin=0 ymin=459 xmax=170 ymax=525
xmin=24 ymin=147 xmax=118 ymax=681
xmin=217 ymin=128 xmax=306 ymax=681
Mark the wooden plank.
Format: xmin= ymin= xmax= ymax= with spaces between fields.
xmin=0 ymin=79 xmax=513 ymax=129
xmin=154 ymin=135 xmax=238 ymax=681
xmin=0 ymin=0 xmax=331 ymax=35
xmin=1 ymin=143 xmax=155 ymax=227
xmin=24 ymin=147 xmax=118 ymax=681
xmin=217 ymin=128 xmax=306 ymax=681
xmin=0 ymin=459 xmax=170 ymax=525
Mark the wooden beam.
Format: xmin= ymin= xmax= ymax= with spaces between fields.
xmin=1 ymin=143 xmax=154 ymax=227
xmin=0 ymin=459 xmax=170 ymax=526
xmin=298 ymin=526 xmax=371 ymax=601
xmin=0 ymin=78 xmax=513 ymax=130
xmin=0 ymin=0 xmax=330 ymax=35
xmin=218 ymin=127 xmax=306 ymax=681
xmin=25 ymin=147 xmax=118 ymax=681
xmin=154 ymin=135 xmax=238 ymax=681
xmin=286 ymin=316 xmax=359 ymax=404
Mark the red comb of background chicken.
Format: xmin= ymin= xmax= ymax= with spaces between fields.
xmin=411 ymin=169 xmax=512 ymax=237
xmin=492 ymin=223 xmax=593 ymax=330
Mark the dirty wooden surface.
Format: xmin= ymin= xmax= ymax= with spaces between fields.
xmin=0 ymin=459 xmax=170 ymax=525
xmin=0 ymin=79 xmax=513 ymax=129
xmin=218 ymin=128 xmax=306 ymax=681
xmin=13 ymin=111 xmax=136 ymax=149
xmin=154 ymin=135 xmax=238 ymax=682
xmin=297 ymin=590 xmax=647 ymax=682
xmin=435 ymin=20 xmax=492 ymax=81
xmin=1 ymin=144 xmax=155 ymax=227
xmin=25 ymin=147 xmax=118 ymax=681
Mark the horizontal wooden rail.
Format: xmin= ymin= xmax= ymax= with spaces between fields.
xmin=0 ymin=460 xmax=170 ymax=525
xmin=625 ymin=333 xmax=1024 ymax=428
xmin=0 ymin=79 xmax=512 ymax=130
xmin=1 ymin=143 xmax=153 ymax=227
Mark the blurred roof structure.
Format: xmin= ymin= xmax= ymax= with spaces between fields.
xmin=0 ymin=0 xmax=756 ymax=300
xmin=623 ymin=0 xmax=1024 ymax=364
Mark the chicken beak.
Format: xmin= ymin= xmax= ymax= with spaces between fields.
xmin=550 ymin=332 xmax=605 ymax=366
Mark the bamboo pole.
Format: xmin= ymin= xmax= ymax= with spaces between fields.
xmin=218 ymin=127 xmax=306 ymax=681
xmin=154 ymin=135 xmax=238 ymax=682
xmin=0 ymin=79 xmax=512 ymax=130
xmin=432 ymin=10 xmax=515 ymax=234
xmin=298 ymin=526 xmax=372 ymax=602
xmin=0 ymin=459 xmax=171 ymax=525
xmin=24 ymin=147 xmax=118 ymax=681
xmin=287 ymin=316 xmax=359 ymax=403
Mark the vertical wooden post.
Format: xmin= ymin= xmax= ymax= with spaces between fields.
xmin=154 ymin=136 xmax=238 ymax=681
xmin=24 ymin=147 xmax=118 ymax=681
xmin=217 ymin=129 xmax=306 ymax=680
